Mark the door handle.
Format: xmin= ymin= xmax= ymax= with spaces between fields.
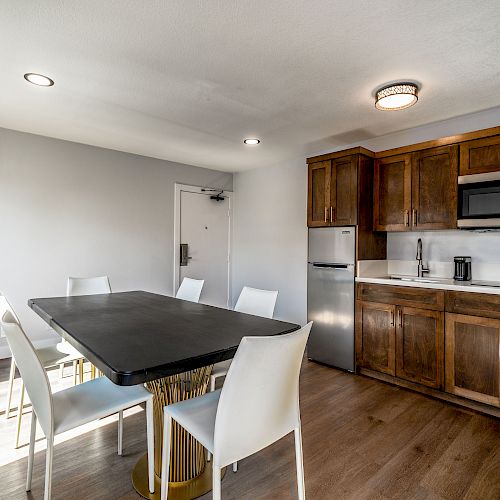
xmin=324 ymin=207 xmax=328 ymax=223
xmin=404 ymin=210 xmax=409 ymax=226
xmin=412 ymin=209 xmax=417 ymax=226
xmin=180 ymin=243 xmax=192 ymax=266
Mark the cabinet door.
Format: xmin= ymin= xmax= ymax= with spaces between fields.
xmin=355 ymin=301 xmax=396 ymax=375
xmin=445 ymin=313 xmax=500 ymax=407
xmin=412 ymin=145 xmax=458 ymax=230
xmin=460 ymin=135 xmax=500 ymax=175
xmin=330 ymin=155 xmax=357 ymax=226
xmin=373 ymin=154 xmax=412 ymax=231
xmin=307 ymin=161 xmax=330 ymax=227
xmin=395 ymin=307 xmax=444 ymax=389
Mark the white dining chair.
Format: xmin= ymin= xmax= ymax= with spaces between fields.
xmin=207 ymin=286 xmax=278 ymax=468
xmin=160 ymin=322 xmax=312 ymax=500
xmin=175 ymin=277 xmax=204 ymax=303
xmin=1 ymin=310 xmax=155 ymax=500
xmin=1 ymin=294 xmax=80 ymax=448
xmin=64 ymin=276 xmax=112 ymax=380
xmin=66 ymin=275 xmax=111 ymax=296
xmin=210 ymin=287 xmax=278 ymax=392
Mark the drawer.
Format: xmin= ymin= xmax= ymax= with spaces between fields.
xmin=445 ymin=291 xmax=500 ymax=320
xmin=357 ymin=283 xmax=444 ymax=311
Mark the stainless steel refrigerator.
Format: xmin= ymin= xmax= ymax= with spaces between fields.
xmin=307 ymin=227 xmax=355 ymax=371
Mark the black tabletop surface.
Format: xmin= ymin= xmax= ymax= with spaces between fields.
xmin=29 ymin=291 xmax=299 ymax=385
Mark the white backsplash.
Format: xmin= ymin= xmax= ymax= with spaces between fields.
xmin=358 ymin=230 xmax=500 ymax=281
xmin=387 ymin=230 xmax=500 ymax=263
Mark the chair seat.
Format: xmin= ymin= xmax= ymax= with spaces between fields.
xmin=166 ymin=389 xmax=221 ymax=452
xmin=212 ymin=360 xmax=231 ymax=377
xmin=36 ymin=346 xmax=82 ymax=368
xmin=55 ymin=341 xmax=83 ymax=358
xmin=53 ymin=377 xmax=152 ymax=435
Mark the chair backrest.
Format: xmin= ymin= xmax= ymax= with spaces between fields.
xmin=234 ymin=286 xmax=278 ymax=319
xmin=1 ymin=311 xmax=53 ymax=437
xmin=67 ymin=276 xmax=111 ymax=296
xmin=0 ymin=293 xmax=20 ymax=337
xmin=175 ymin=277 xmax=204 ymax=303
xmin=213 ymin=322 xmax=312 ymax=467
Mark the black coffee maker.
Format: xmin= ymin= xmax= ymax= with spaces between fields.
xmin=454 ymin=256 xmax=472 ymax=281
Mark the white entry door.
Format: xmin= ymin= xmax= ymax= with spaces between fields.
xmin=176 ymin=186 xmax=231 ymax=308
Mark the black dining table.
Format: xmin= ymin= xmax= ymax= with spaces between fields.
xmin=29 ymin=290 xmax=299 ymax=500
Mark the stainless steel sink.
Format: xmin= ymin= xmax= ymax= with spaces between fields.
xmin=389 ymin=275 xmax=441 ymax=284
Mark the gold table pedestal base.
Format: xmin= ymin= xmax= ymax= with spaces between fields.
xmin=132 ymin=453 xmax=226 ymax=500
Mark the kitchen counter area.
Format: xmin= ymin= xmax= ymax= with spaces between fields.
xmin=356 ymin=275 xmax=500 ymax=295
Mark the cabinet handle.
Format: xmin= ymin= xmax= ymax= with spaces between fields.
xmin=330 ymin=206 xmax=333 ymax=223
xmin=404 ymin=210 xmax=409 ymax=226
xmin=397 ymin=309 xmax=403 ymax=328
xmin=413 ymin=209 xmax=417 ymax=226
xmin=390 ymin=311 xmax=395 ymax=326
xmin=324 ymin=207 xmax=328 ymax=223
xmin=333 ymin=207 xmax=336 ymax=223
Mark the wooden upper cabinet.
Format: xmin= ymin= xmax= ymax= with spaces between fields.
xmin=445 ymin=313 xmax=500 ymax=407
xmin=460 ymin=135 xmax=500 ymax=175
xmin=355 ymin=301 xmax=396 ymax=375
xmin=395 ymin=307 xmax=444 ymax=389
xmin=307 ymin=161 xmax=330 ymax=227
xmin=411 ymin=145 xmax=458 ymax=230
xmin=307 ymin=155 xmax=359 ymax=227
xmin=373 ymin=154 xmax=412 ymax=231
xmin=330 ymin=155 xmax=357 ymax=226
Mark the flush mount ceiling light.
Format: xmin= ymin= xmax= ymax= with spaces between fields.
xmin=24 ymin=73 xmax=54 ymax=87
xmin=243 ymin=138 xmax=260 ymax=145
xmin=375 ymin=82 xmax=418 ymax=111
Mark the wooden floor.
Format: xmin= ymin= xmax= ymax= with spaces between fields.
xmin=0 ymin=357 xmax=498 ymax=500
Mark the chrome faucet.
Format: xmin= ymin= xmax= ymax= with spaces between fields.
xmin=416 ymin=238 xmax=429 ymax=277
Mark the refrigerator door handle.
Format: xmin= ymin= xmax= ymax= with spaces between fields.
xmin=312 ymin=263 xmax=350 ymax=269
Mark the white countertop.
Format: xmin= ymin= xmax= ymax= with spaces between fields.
xmin=356 ymin=276 xmax=500 ymax=295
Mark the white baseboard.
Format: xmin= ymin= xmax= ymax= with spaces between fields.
xmin=0 ymin=336 xmax=59 ymax=359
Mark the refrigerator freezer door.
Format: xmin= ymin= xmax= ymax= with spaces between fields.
xmin=308 ymin=227 xmax=355 ymax=264
xmin=307 ymin=262 xmax=355 ymax=371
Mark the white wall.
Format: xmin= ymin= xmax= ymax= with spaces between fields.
xmin=0 ymin=128 xmax=232 ymax=356
xmin=232 ymin=106 xmax=500 ymax=326
xmin=232 ymin=158 xmax=308 ymax=325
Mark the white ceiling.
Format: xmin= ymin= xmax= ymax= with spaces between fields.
xmin=1 ymin=1 xmax=500 ymax=172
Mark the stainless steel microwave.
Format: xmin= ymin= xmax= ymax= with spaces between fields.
xmin=458 ymin=172 xmax=500 ymax=228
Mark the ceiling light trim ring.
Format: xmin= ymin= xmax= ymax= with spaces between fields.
xmin=243 ymin=138 xmax=260 ymax=145
xmin=24 ymin=73 xmax=55 ymax=87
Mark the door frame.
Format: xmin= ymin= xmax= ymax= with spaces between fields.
xmin=173 ymin=183 xmax=233 ymax=307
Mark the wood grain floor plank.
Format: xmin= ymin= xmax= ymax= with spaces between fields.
xmin=420 ymin=414 xmax=500 ymax=499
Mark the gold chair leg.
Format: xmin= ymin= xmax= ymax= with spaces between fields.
xmin=73 ymin=360 xmax=78 ymax=385
xmin=91 ymin=364 xmax=96 ymax=380
xmin=6 ymin=358 xmax=16 ymax=419
xmin=15 ymin=383 xmax=25 ymax=448
xmin=79 ymin=359 xmax=84 ymax=384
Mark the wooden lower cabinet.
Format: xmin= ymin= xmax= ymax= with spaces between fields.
xmin=445 ymin=313 xmax=500 ymax=407
xmin=355 ymin=301 xmax=395 ymax=375
xmin=356 ymin=284 xmax=500 ymax=414
xmin=395 ymin=307 xmax=444 ymax=389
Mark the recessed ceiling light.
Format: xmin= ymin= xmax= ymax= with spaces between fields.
xmin=375 ymin=82 xmax=418 ymax=111
xmin=244 ymin=138 xmax=260 ymax=145
xmin=24 ymin=73 xmax=54 ymax=87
